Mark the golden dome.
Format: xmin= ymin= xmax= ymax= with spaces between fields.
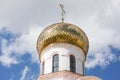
xmin=37 ymin=22 xmax=89 ymax=57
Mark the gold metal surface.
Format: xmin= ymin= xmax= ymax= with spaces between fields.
xmin=37 ymin=22 xmax=89 ymax=57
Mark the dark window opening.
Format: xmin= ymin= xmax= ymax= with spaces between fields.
xmin=52 ymin=54 xmax=59 ymax=72
xmin=70 ymin=55 xmax=76 ymax=73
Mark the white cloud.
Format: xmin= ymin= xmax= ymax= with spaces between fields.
xmin=0 ymin=54 xmax=19 ymax=67
xmin=83 ymin=0 xmax=120 ymax=68
xmin=20 ymin=66 xmax=29 ymax=80
xmin=19 ymin=66 xmax=39 ymax=80
xmin=0 ymin=0 xmax=120 ymax=69
xmin=0 ymin=0 xmax=59 ymax=33
xmin=85 ymin=46 xmax=117 ymax=69
xmin=0 ymin=25 xmax=43 ymax=67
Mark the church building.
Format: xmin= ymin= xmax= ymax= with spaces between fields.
xmin=36 ymin=22 xmax=101 ymax=80
xmin=36 ymin=3 xmax=101 ymax=80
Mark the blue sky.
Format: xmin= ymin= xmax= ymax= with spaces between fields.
xmin=0 ymin=0 xmax=120 ymax=80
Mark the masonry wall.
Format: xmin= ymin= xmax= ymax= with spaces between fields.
xmin=40 ymin=43 xmax=85 ymax=75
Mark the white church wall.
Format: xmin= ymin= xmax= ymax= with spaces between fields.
xmin=40 ymin=43 xmax=85 ymax=74
xmin=59 ymin=53 xmax=70 ymax=71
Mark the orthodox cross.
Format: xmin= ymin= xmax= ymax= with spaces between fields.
xmin=59 ymin=3 xmax=66 ymax=22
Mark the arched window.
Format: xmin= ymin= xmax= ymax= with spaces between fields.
xmin=52 ymin=54 xmax=59 ymax=72
xmin=70 ymin=55 xmax=76 ymax=72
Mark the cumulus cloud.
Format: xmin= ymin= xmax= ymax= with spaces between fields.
xmin=0 ymin=0 xmax=59 ymax=33
xmin=85 ymin=46 xmax=117 ymax=69
xmin=0 ymin=0 xmax=120 ymax=69
xmin=83 ymin=0 xmax=120 ymax=68
xmin=0 ymin=53 xmax=19 ymax=67
xmin=0 ymin=25 xmax=43 ymax=67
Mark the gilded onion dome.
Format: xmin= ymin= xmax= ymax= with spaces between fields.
xmin=37 ymin=22 xmax=89 ymax=57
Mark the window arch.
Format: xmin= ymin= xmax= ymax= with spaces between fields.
xmin=52 ymin=54 xmax=59 ymax=72
xmin=70 ymin=55 xmax=76 ymax=73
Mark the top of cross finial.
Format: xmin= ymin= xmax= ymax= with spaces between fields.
xmin=59 ymin=3 xmax=66 ymax=22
